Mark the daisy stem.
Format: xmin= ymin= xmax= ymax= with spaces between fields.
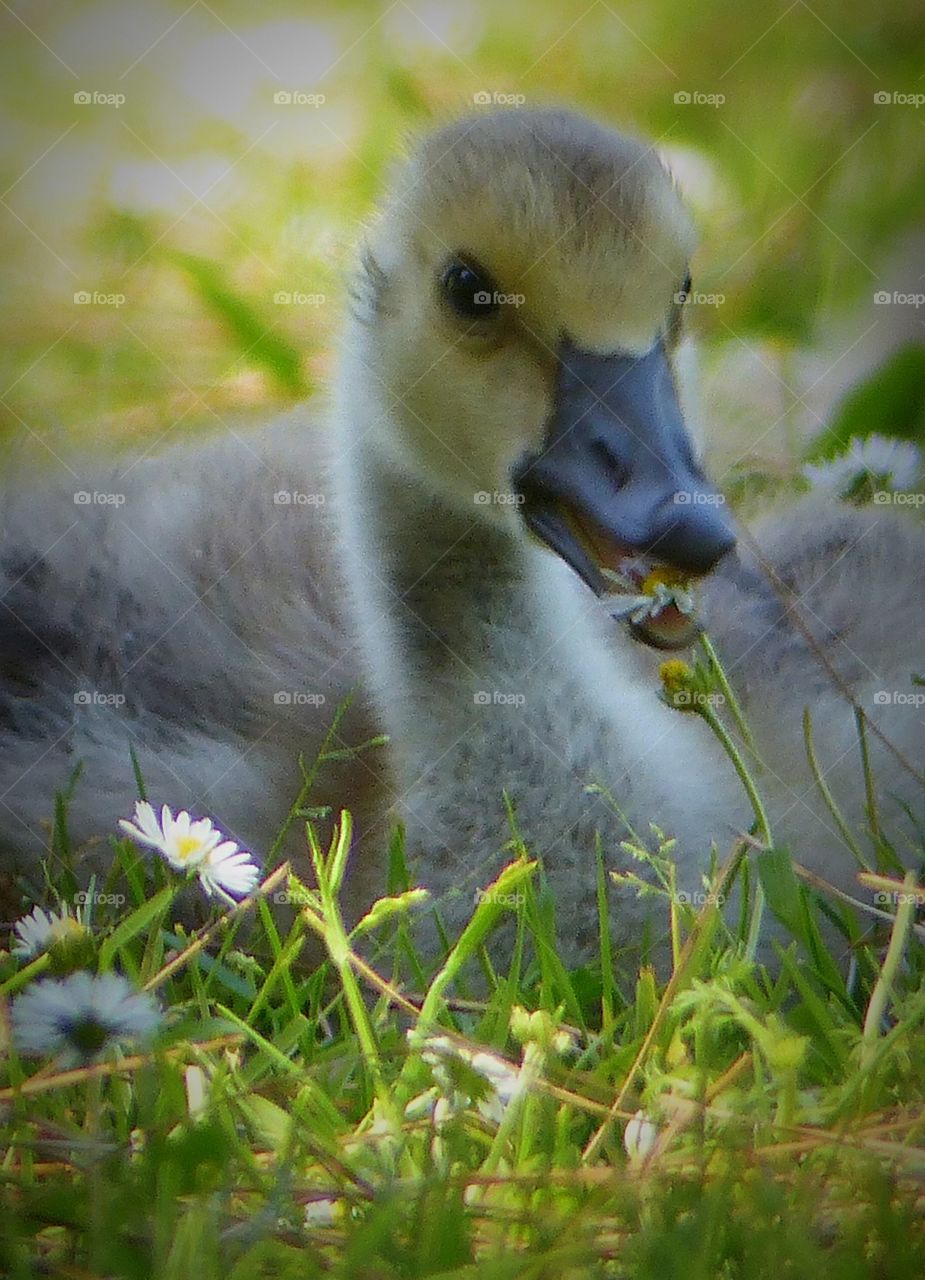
xmin=699 ymin=632 xmax=757 ymax=755
xmin=698 ymin=704 xmax=772 ymax=959
xmin=699 ymin=705 xmax=772 ymax=849
xmin=86 ymin=1072 xmax=104 ymax=1270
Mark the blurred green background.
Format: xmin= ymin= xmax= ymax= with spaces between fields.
xmin=1 ymin=0 xmax=923 ymax=478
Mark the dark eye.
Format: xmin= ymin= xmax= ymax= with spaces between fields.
xmin=441 ymin=259 xmax=499 ymax=321
xmin=677 ymin=270 xmax=693 ymax=304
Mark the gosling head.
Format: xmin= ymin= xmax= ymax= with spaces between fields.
xmin=351 ymin=107 xmax=735 ymax=613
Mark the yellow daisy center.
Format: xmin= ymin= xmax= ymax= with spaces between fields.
xmin=641 ymin=566 xmax=689 ymax=596
xmin=49 ymin=916 xmax=84 ymax=943
xmin=174 ymin=834 xmax=204 ymax=863
xmin=659 ymin=659 xmax=693 ymax=694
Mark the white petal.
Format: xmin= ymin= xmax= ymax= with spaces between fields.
xmin=198 ymin=846 xmax=260 ymax=902
xmin=119 ymin=800 xmax=168 ymax=851
xmin=624 ymin=1110 xmax=659 ymax=1159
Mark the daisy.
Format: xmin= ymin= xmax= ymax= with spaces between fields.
xmin=603 ymin=565 xmax=696 ymax=626
xmin=11 ymin=904 xmax=86 ymax=958
xmin=119 ymin=801 xmax=223 ymax=870
xmin=803 ymin=435 xmax=921 ymax=499
xmin=198 ymin=842 xmax=261 ymax=906
xmin=119 ymin=801 xmax=260 ymax=905
xmin=10 ymin=971 xmax=161 ymax=1066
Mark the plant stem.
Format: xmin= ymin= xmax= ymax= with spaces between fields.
xmin=309 ymin=815 xmax=400 ymax=1128
xmin=699 ymin=705 xmax=772 ymax=959
xmin=700 ymin=631 xmax=757 ymax=754
xmin=861 ymin=870 xmax=917 ymax=1072
xmin=803 ymin=707 xmax=871 ymax=870
xmin=854 ymin=708 xmax=882 ymax=859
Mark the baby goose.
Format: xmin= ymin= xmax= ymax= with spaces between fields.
xmin=1 ymin=108 xmax=922 ymax=965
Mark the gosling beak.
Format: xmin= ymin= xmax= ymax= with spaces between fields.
xmin=513 ymin=336 xmax=736 ymax=594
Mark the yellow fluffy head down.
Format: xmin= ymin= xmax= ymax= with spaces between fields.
xmin=352 ymin=108 xmax=696 ymax=512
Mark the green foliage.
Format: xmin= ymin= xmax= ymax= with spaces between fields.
xmin=2 ymin=4 xmax=925 ymax=1275
xmin=1 ymin=0 xmax=923 ymax=460
xmin=2 ymin=689 xmax=925 ymax=1277
xmin=806 ymin=345 xmax=925 ymax=461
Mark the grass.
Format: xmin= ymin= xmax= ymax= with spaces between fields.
xmin=3 ymin=7 xmax=925 ymax=1273
xmin=2 ymin=668 xmax=925 ymax=1280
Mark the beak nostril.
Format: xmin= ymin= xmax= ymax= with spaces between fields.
xmin=654 ymin=510 xmax=737 ymax=575
xmin=589 ymin=437 xmax=629 ymax=487
xmin=522 ymin=336 xmax=736 ymax=587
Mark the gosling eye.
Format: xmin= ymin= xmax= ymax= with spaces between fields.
xmin=440 ymin=258 xmax=500 ymax=321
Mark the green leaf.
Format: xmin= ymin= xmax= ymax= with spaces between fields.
xmin=758 ymin=847 xmax=845 ymax=996
xmin=99 ymin=884 xmax=176 ymax=970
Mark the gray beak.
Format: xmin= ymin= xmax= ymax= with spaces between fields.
xmin=513 ymin=337 xmax=736 ymax=593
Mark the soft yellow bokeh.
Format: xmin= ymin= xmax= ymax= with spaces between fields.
xmin=1 ymin=0 xmax=922 ymax=470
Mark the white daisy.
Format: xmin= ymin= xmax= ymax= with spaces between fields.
xmin=119 ymin=801 xmax=260 ymax=904
xmin=602 ymin=567 xmax=696 ymax=625
xmin=10 ymin=972 xmax=162 ymax=1066
xmin=803 ymin=435 xmax=921 ymax=499
xmin=11 ymin=904 xmax=85 ymax=958
xmin=119 ymin=801 xmax=223 ymax=870
xmin=198 ymin=842 xmax=261 ymax=906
